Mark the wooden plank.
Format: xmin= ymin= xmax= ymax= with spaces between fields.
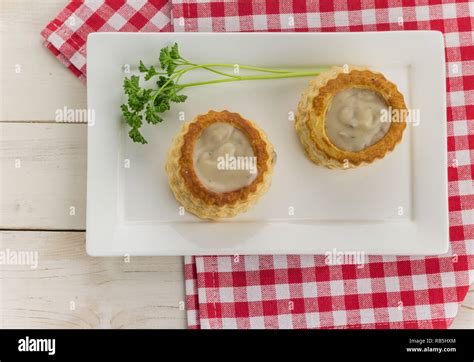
xmin=0 ymin=231 xmax=186 ymax=328
xmin=0 ymin=0 xmax=87 ymax=121
xmin=0 ymin=122 xmax=86 ymax=229
xmin=450 ymin=287 xmax=474 ymax=329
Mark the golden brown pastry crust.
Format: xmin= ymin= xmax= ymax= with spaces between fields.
xmin=295 ymin=66 xmax=407 ymax=169
xmin=165 ymin=110 xmax=275 ymax=220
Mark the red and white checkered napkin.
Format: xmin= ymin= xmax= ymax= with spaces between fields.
xmin=41 ymin=0 xmax=172 ymax=82
xmin=42 ymin=0 xmax=474 ymax=329
xmin=175 ymin=0 xmax=474 ymax=329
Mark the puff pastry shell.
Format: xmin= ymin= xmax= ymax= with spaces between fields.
xmin=295 ymin=65 xmax=407 ymax=169
xmin=165 ymin=110 xmax=275 ymax=220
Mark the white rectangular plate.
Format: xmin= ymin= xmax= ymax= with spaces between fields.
xmin=86 ymin=32 xmax=448 ymax=256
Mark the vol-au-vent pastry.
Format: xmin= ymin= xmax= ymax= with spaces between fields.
xmin=295 ymin=65 xmax=408 ymax=169
xmin=165 ymin=110 xmax=275 ymax=220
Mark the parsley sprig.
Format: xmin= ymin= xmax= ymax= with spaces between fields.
xmin=121 ymin=43 xmax=326 ymax=144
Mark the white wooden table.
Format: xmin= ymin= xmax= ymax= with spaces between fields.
xmin=0 ymin=0 xmax=471 ymax=329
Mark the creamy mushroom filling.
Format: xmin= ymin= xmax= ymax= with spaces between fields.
xmin=193 ymin=122 xmax=257 ymax=193
xmin=324 ymin=88 xmax=390 ymax=152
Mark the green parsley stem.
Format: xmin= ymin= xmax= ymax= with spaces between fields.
xmin=150 ymin=65 xmax=326 ymax=102
xmin=180 ymin=59 xmax=298 ymax=74
xmin=177 ymin=70 xmax=326 ymax=88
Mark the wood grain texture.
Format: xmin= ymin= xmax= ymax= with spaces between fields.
xmin=450 ymin=285 xmax=474 ymax=329
xmin=0 ymin=231 xmax=186 ymax=328
xmin=0 ymin=123 xmax=86 ymax=230
xmin=0 ymin=0 xmax=86 ymax=121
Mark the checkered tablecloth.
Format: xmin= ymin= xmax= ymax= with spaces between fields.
xmin=42 ymin=0 xmax=473 ymax=329
xmin=41 ymin=0 xmax=172 ymax=82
